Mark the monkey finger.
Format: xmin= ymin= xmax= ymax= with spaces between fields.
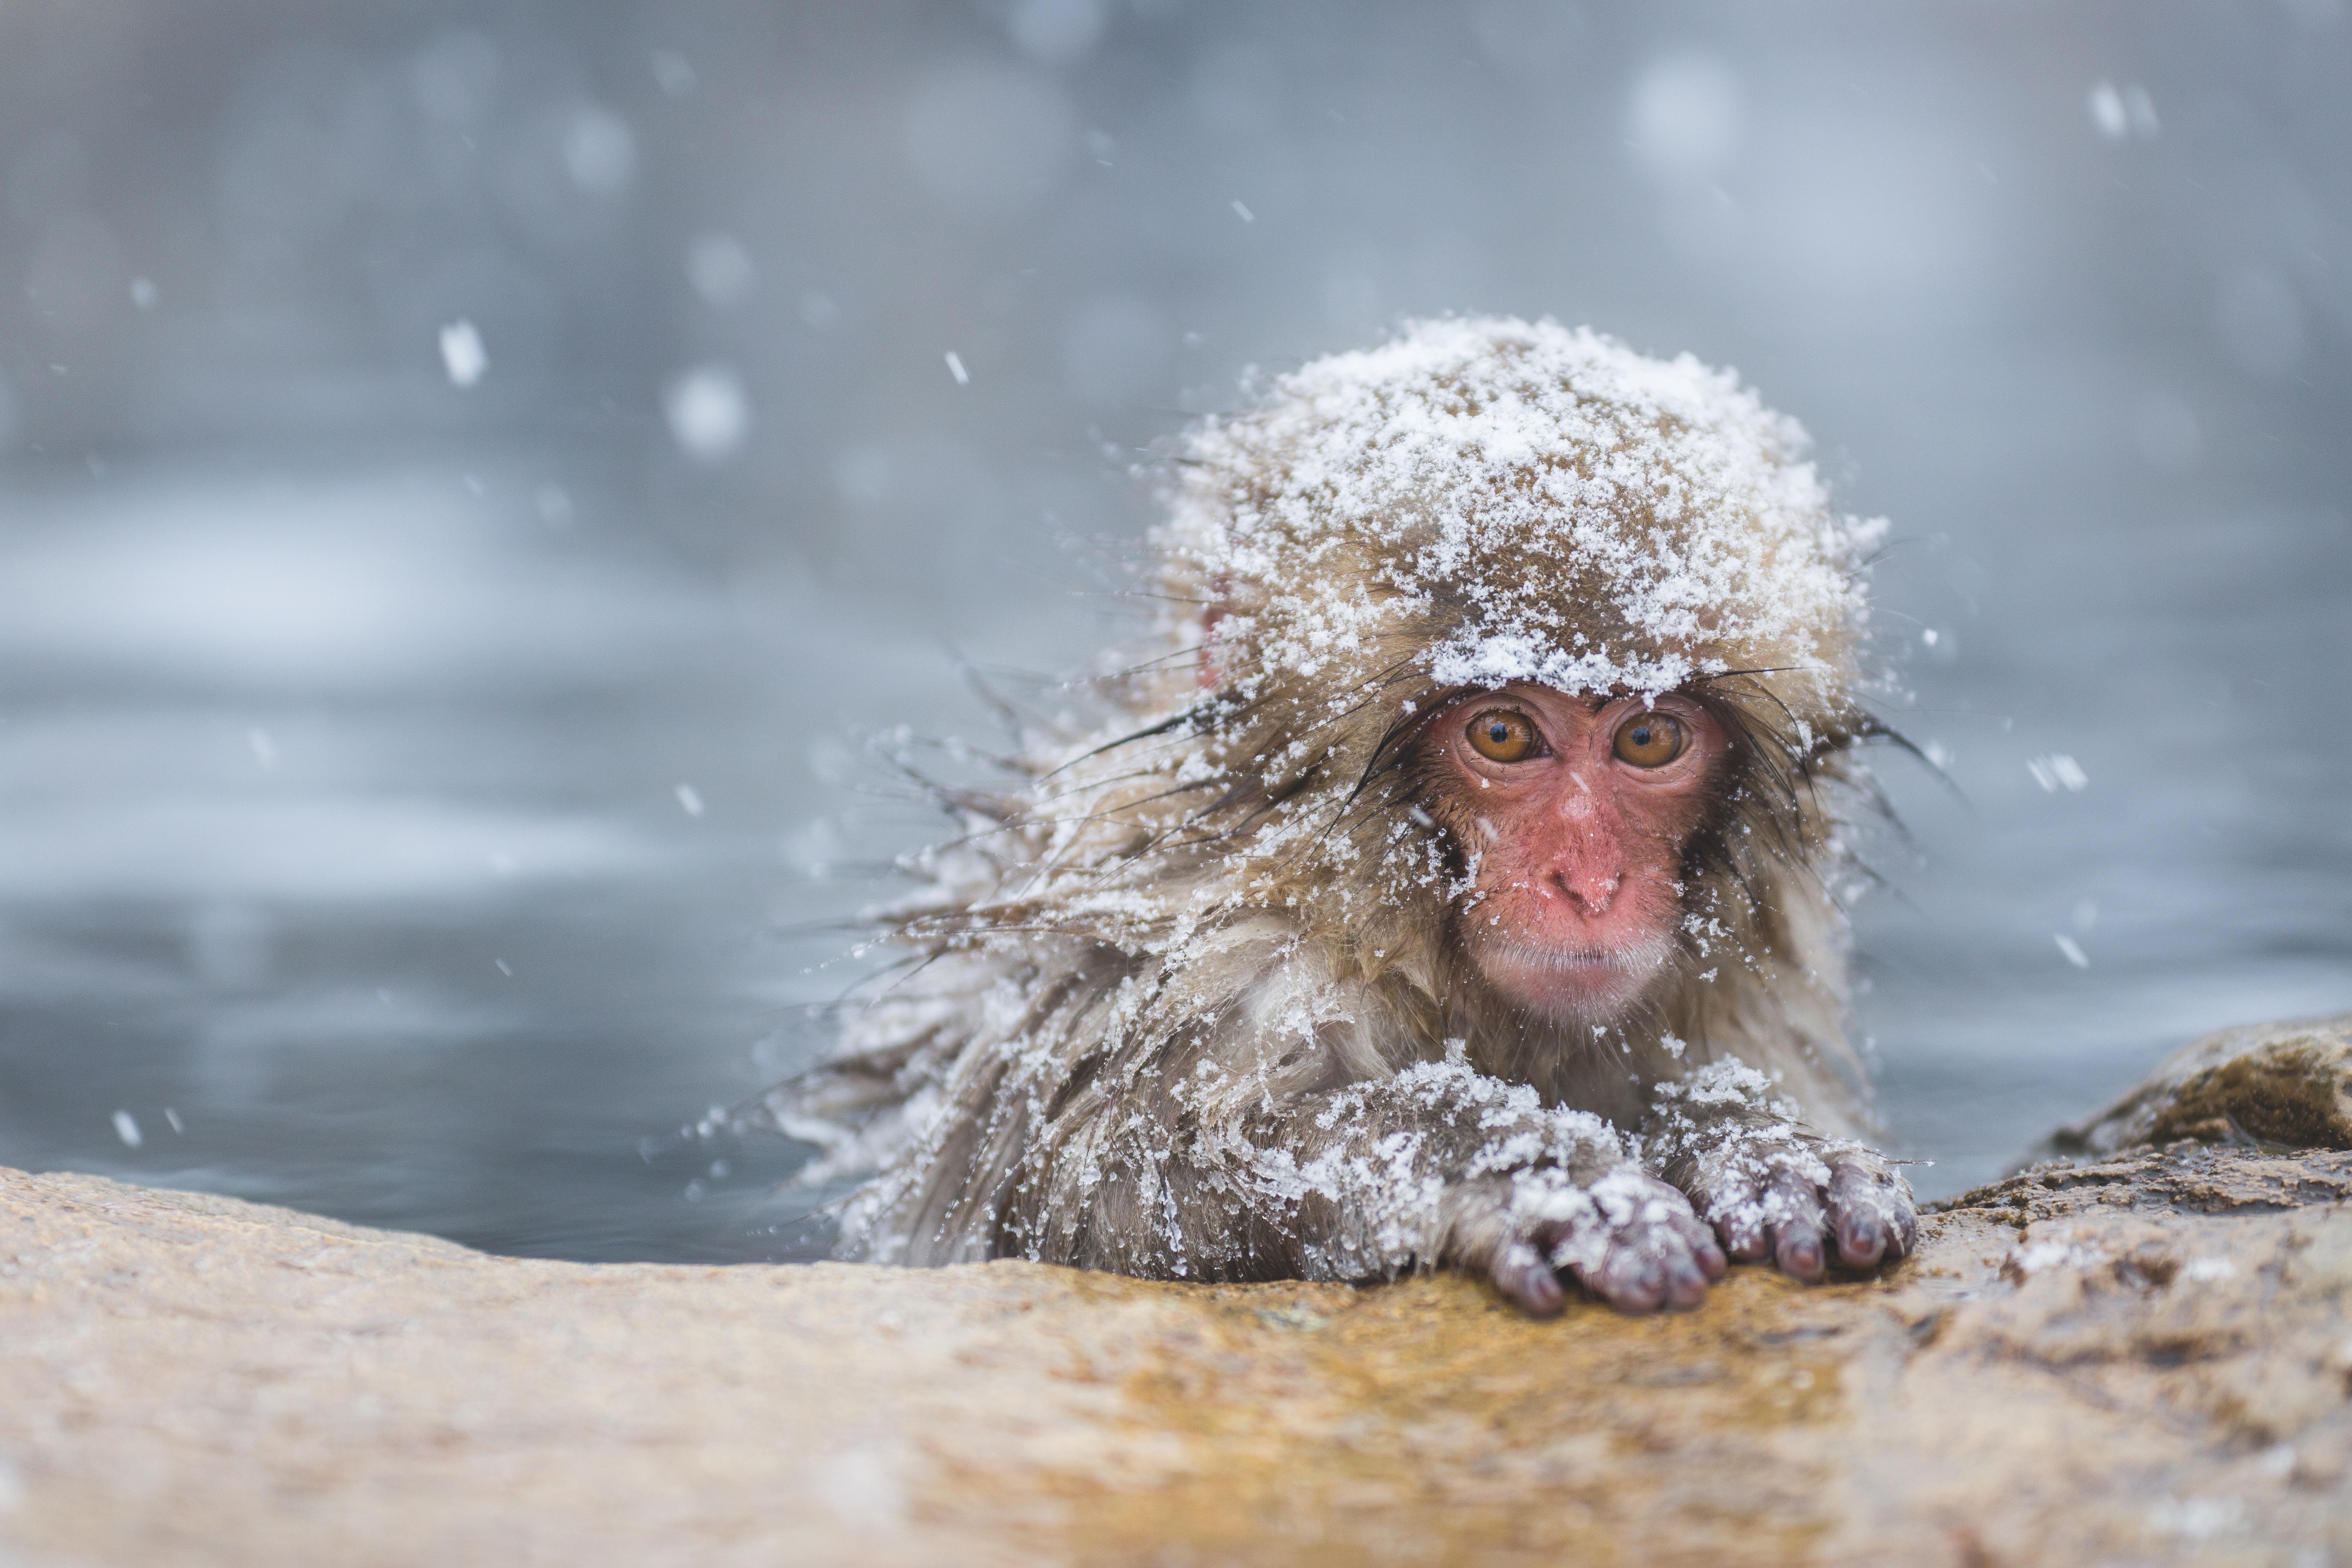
xmin=1829 ymin=1160 xmax=1920 ymax=1269
xmin=1705 ymin=1172 xmax=1770 ymax=1263
xmin=1826 ymin=1163 xmax=1890 ymax=1270
xmin=1593 ymin=1218 xmax=1722 ymax=1313
xmin=1489 ymin=1242 xmax=1567 ymax=1318
xmin=1637 ymin=1218 xmax=1717 ymax=1310
xmin=1664 ymin=1206 xmax=1729 ymax=1281
xmin=1889 ymin=1197 xmax=1920 ymax=1259
xmin=1591 ymin=1257 xmax=1668 ymax=1315
xmin=1570 ymin=1242 xmax=1668 ymax=1314
xmin=1874 ymin=1168 xmax=1921 ymax=1258
xmin=1774 ymin=1219 xmax=1828 ymax=1284
xmin=1659 ymin=1251 xmax=1713 ymax=1310
xmin=1831 ymin=1210 xmax=1884 ymax=1271
xmin=1763 ymin=1167 xmax=1828 ymax=1284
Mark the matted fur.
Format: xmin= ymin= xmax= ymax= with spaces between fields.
xmin=774 ymin=317 xmax=1892 ymax=1284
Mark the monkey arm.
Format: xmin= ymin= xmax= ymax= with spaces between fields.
xmin=1643 ymin=1060 xmax=1917 ymax=1281
xmin=1165 ymin=1057 xmax=1725 ymax=1315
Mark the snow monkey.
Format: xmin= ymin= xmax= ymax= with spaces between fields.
xmin=775 ymin=316 xmax=1917 ymax=1315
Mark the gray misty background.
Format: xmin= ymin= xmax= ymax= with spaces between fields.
xmin=0 ymin=1 xmax=2346 ymax=1261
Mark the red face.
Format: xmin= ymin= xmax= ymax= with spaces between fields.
xmin=1426 ymin=683 xmax=1728 ymax=1023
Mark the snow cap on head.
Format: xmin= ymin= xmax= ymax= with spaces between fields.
xmin=1162 ymin=316 xmax=1884 ymax=718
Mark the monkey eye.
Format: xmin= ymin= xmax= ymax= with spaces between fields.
xmin=1466 ymin=709 xmax=1541 ymax=763
xmin=1612 ymin=710 xmax=1687 ymax=768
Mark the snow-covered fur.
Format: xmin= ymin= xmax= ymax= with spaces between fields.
xmin=775 ymin=317 xmax=1892 ymax=1284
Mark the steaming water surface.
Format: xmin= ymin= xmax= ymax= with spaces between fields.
xmin=0 ymin=465 xmax=924 ymax=1260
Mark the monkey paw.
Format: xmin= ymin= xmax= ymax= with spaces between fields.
xmin=1682 ymin=1139 xmax=1917 ymax=1283
xmin=1483 ymin=1167 xmax=1727 ymax=1316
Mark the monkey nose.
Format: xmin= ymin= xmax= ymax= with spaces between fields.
xmin=1550 ymin=868 xmax=1621 ymax=914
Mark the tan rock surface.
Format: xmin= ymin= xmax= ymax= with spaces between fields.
xmin=4 ymin=1019 xmax=2352 ymax=1567
xmin=2051 ymin=1011 xmax=2352 ymax=1157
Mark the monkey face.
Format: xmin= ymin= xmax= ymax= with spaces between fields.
xmin=1425 ymin=683 xmax=1728 ymax=1025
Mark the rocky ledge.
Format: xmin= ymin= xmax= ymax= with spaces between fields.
xmin=4 ymin=1019 xmax=2350 ymax=1567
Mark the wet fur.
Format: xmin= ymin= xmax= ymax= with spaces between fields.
xmin=775 ymin=326 xmax=1886 ymax=1286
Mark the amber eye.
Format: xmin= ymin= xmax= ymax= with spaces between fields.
xmin=1466 ymin=709 xmax=1541 ymax=763
xmin=1612 ymin=710 xmax=1686 ymax=768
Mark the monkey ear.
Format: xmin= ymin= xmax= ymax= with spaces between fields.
xmin=1196 ymin=606 xmax=1225 ymax=690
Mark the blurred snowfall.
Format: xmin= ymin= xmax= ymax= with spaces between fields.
xmin=0 ymin=1 xmax=2346 ymax=1257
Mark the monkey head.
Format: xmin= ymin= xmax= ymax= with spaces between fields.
xmin=1121 ymin=317 xmax=1889 ymax=1027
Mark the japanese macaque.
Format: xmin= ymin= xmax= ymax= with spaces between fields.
xmin=773 ymin=316 xmax=1917 ymax=1315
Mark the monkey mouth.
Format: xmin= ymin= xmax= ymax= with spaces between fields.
xmin=1476 ymin=933 xmax=1674 ymax=975
xmin=1469 ymin=932 xmax=1676 ymax=1020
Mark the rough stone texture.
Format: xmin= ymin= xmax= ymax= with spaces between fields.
xmin=2050 ymin=1012 xmax=2352 ymax=1158
xmin=4 ymin=1018 xmax=2351 ymax=1567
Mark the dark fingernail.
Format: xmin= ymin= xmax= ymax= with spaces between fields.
xmin=1608 ymin=1264 xmax=1666 ymax=1315
xmin=1780 ymin=1236 xmax=1825 ymax=1283
xmin=1665 ymin=1260 xmax=1709 ymax=1310
xmin=1838 ymin=1223 xmax=1885 ymax=1270
xmin=1632 ymin=1261 xmax=1668 ymax=1305
xmin=1696 ymin=1241 xmax=1728 ymax=1281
